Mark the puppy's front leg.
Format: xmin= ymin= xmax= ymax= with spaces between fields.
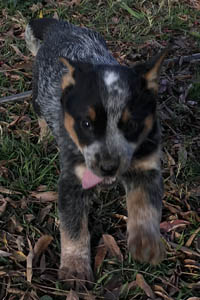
xmin=124 ymin=155 xmax=165 ymax=265
xmin=58 ymin=171 xmax=93 ymax=289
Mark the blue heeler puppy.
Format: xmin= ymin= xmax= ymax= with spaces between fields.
xmin=25 ymin=18 xmax=169 ymax=289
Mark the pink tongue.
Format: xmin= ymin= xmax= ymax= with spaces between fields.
xmin=82 ymin=169 xmax=103 ymax=189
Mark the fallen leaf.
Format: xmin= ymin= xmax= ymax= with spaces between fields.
xmin=184 ymin=259 xmax=200 ymax=270
xmin=27 ymin=239 xmax=34 ymax=283
xmin=25 ymin=214 xmax=35 ymax=223
xmin=103 ymin=234 xmax=123 ymax=262
xmin=187 ymin=281 xmax=200 ymax=289
xmin=136 ymin=273 xmax=155 ymax=299
xmin=7 ymin=288 xmax=25 ymax=295
xmin=169 ymin=241 xmax=200 ymax=257
xmin=154 ymin=291 xmax=174 ymax=300
xmin=0 ymin=271 xmax=7 ymax=276
xmin=179 ymin=211 xmax=200 ymax=222
xmin=38 ymin=203 xmax=52 ymax=223
xmin=12 ymin=251 xmax=26 ymax=262
xmin=0 ymin=250 xmax=12 ymax=257
xmin=94 ymin=244 xmax=107 ymax=272
xmin=10 ymin=44 xmax=27 ymax=60
xmin=31 ymin=191 xmax=58 ymax=202
xmin=39 ymin=253 xmax=46 ymax=273
xmin=127 ymin=280 xmax=137 ymax=291
xmin=66 ymin=0 xmax=81 ymax=8
xmin=196 ymin=236 xmax=200 ymax=253
xmin=33 ymin=235 xmax=53 ymax=264
xmin=0 ymin=186 xmax=21 ymax=195
xmin=160 ymin=220 xmax=189 ymax=233
xmin=103 ymin=289 xmax=120 ymax=300
xmin=0 ymin=198 xmax=7 ymax=216
xmin=66 ymin=289 xmax=79 ymax=300
xmin=185 ymin=227 xmax=200 ymax=247
xmin=10 ymin=215 xmax=23 ymax=233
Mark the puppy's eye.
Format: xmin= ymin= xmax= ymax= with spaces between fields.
xmin=81 ymin=119 xmax=92 ymax=130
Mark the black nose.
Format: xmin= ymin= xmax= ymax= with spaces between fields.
xmin=100 ymin=159 xmax=119 ymax=176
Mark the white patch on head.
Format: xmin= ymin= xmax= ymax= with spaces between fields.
xmin=104 ymin=71 xmax=119 ymax=87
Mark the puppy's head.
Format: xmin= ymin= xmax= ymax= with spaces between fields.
xmin=60 ymin=49 xmax=168 ymax=189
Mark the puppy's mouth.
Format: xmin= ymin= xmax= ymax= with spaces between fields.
xmin=82 ymin=168 xmax=116 ymax=189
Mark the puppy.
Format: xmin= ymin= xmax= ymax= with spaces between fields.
xmin=25 ymin=18 xmax=168 ymax=289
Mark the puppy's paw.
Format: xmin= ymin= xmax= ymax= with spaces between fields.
xmin=127 ymin=224 xmax=165 ymax=265
xmin=58 ymin=256 xmax=94 ymax=290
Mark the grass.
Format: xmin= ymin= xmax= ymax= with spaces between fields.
xmin=0 ymin=0 xmax=200 ymax=299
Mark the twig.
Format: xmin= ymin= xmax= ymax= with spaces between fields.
xmin=164 ymin=53 xmax=200 ymax=65
xmin=0 ymin=91 xmax=32 ymax=104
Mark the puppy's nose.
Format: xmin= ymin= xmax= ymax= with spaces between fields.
xmin=100 ymin=159 xmax=119 ymax=177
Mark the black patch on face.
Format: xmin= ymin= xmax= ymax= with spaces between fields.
xmin=118 ymin=85 xmax=157 ymax=143
xmin=61 ymin=69 xmax=107 ymax=146
xmin=134 ymin=120 xmax=161 ymax=159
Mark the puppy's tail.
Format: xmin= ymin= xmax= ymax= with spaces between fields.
xmin=25 ymin=18 xmax=59 ymax=56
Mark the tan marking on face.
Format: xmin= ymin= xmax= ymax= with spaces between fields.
xmin=144 ymin=114 xmax=153 ymax=132
xmin=60 ymin=57 xmax=76 ymax=90
xmin=74 ymin=164 xmax=87 ymax=181
xmin=122 ymin=108 xmax=131 ymax=123
xmin=136 ymin=114 xmax=154 ymax=146
xmin=88 ymin=107 xmax=96 ymax=121
xmin=60 ymin=215 xmax=90 ymax=268
xmin=64 ymin=112 xmax=83 ymax=151
xmin=133 ymin=150 xmax=161 ymax=171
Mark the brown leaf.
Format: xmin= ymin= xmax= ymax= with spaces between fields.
xmin=66 ymin=0 xmax=81 ymax=7
xmin=12 ymin=251 xmax=26 ymax=262
xmin=0 ymin=186 xmax=21 ymax=195
xmin=184 ymin=259 xmax=200 ymax=270
xmin=38 ymin=203 xmax=52 ymax=223
xmin=27 ymin=239 xmax=34 ymax=283
xmin=31 ymin=191 xmax=58 ymax=202
xmin=0 ymin=250 xmax=12 ymax=257
xmin=160 ymin=220 xmax=189 ymax=233
xmin=136 ymin=273 xmax=155 ymax=299
xmin=10 ymin=44 xmax=27 ymax=60
xmin=33 ymin=235 xmax=53 ymax=264
xmin=67 ymin=289 xmax=79 ymax=300
xmin=169 ymin=241 xmax=200 ymax=258
xmin=9 ymin=215 xmax=23 ymax=233
xmin=94 ymin=244 xmax=107 ymax=272
xmin=25 ymin=214 xmax=35 ymax=223
xmin=154 ymin=291 xmax=174 ymax=300
xmin=179 ymin=211 xmax=200 ymax=222
xmin=185 ymin=226 xmax=200 ymax=247
xmin=127 ymin=280 xmax=137 ymax=291
xmin=186 ymin=298 xmax=200 ymax=300
xmin=0 ymin=198 xmax=7 ymax=216
xmin=188 ymin=281 xmax=200 ymax=289
xmin=39 ymin=253 xmax=46 ymax=273
xmin=103 ymin=234 xmax=123 ymax=262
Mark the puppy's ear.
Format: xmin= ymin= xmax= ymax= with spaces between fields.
xmin=60 ymin=57 xmax=76 ymax=90
xmin=134 ymin=46 xmax=170 ymax=93
xmin=60 ymin=57 xmax=94 ymax=90
xmin=143 ymin=47 xmax=169 ymax=93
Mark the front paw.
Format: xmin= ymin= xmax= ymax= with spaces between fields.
xmin=127 ymin=224 xmax=165 ymax=265
xmin=59 ymin=256 xmax=94 ymax=290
